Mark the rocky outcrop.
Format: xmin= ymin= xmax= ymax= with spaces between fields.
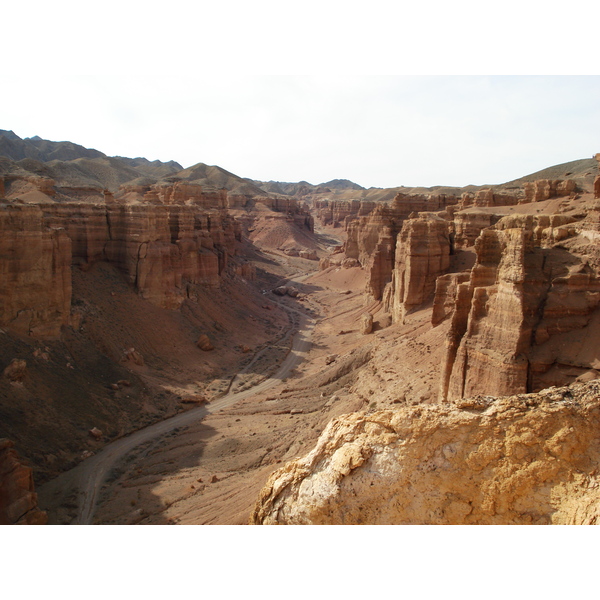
xmin=251 ymin=380 xmax=600 ymax=525
xmin=104 ymin=204 xmax=234 ymax=309
xmin=459 ymin=189 xmax=521 ymax=209
xmin=431 ymin=272 xmax=471 ymax=326
xmin=0 ymin=205 xmax=72 ymax=338
xmin=382 ymin=214 xmax=451 ymax=322
xmin=439 ymin=214 xmax=600 ymax=402
xmin=0 ymin=202 xmax=243 ymax=334
xmin=0 ymin=439 xmax=47 ymax=525
xmin=344 ymin=194 xmax=456 ymax=267
xmin=523 ymin=179 xmax=577 ymax=202
xmin=2 ymin=359 xmax=27 ymax=383
xmin=360 ymin=312 xmax=373 ymax=335
xmin=315 ymin=199 xmax=377 ymax=227
xmin=453 ymin=211 xmax=501 ymax=249
xmin=155 ymin=182 xmax=227 ymax=208
xmin=365 ymin=227 xmax=396 ymax=301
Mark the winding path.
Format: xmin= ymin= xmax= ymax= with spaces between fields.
xmin=75 ymin=309 xmax=314 ymax=524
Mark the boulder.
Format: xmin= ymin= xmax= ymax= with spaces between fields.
xmin=89 ymin=427 xmax=103 ymax=440
xmin=360 ymin=313 xmax=373 ymax=335
xmin=197 ymin=334 xmax=215 ymax=351
xmin=2 ymin=359 xmax=27 ymax=382
xmin=123 ymin=347 xmax=145 ymax=365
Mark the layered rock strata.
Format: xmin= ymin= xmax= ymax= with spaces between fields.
xmin=315 ymin=199 xmax=377 ymax=227
xmin=0 ymin=201 xmax=242 ymax=336
xmin=381 ymin=214 xmax=451 ymax=322
xmin=524 ymin=179 xmax=577 ymax=202
xmin=0 ymin=205 xmax=72 ymax=337
xmin=344 ymin=193 xmax=456 ymax=267
xmin=0 ymin=439 xmax=47 ymax=525
xmin=439 ymin=214 xmax=600 ymax=402
xmin=251 ymin=380 xmax=600 ymax=525
xmin=453 ymin=211 xmax=501 ymax=249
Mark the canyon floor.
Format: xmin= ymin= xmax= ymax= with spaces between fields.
xmin=37 ymin=218 xmax=449 ymax=524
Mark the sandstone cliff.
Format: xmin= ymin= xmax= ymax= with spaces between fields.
xmin=381 ymin=213 xmax=451 ymax=322
xmin=439 ymin=214 xmax=600 ymax=402
xmin=0 ymin=205 xmax=72 ymax=337
xmin=251 ymin=380 xmax=600 ymax=525
xmin=0 ymin=439 xmax=47 ymax=524
xmin=0 ymin=201 xmax=242 ymax=334
xmin=523 ymin=179 xmax=577 ymax=202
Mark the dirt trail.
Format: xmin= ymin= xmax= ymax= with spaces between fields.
xmin=62 ymin=304 xmax=314 ymax=524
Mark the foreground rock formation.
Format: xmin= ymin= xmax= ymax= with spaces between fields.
xmin=251 ymin=380 xmax=600 ymax=525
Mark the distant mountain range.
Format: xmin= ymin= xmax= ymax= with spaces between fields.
xmin=0 ymin=129 xmax=596 ymax=199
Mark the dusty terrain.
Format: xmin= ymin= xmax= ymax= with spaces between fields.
xmin=3 ymin=130 xmax=600 ymax=525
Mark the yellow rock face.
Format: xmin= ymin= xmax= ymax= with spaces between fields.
xmin=251 ymin=380 xmax=600 ymax=525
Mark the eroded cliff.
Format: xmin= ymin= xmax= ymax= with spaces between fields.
xmin=0 ymin=439 xmax=47 ymax=524
xmin=439 ymin=213 xmax=600 ymax=402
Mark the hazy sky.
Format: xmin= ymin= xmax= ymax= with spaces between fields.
xmin=3 ymin=1 xmax=599 ymax=189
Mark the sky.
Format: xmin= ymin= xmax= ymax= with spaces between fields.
xmin=2 ymin=2 xmax=599 ymax=190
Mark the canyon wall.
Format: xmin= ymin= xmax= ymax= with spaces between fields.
xmin=439 ymin=214 xmax=600 ymax=402
xmin=523 ymin=179 xmax=577 ymax=203
xmin=0 ymin=205 xmax=72 ymax=337
xmin=315 ymin=199 xmax=377 ymax=227
xmin=251 ymin=380 xmax=600 ymax=525
xmin=0 ymin=201 xmax=242 ymax=337
xmin=381 ymin=214 xmax=451 ymax=322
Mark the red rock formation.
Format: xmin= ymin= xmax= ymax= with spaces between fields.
xmin=524 ymin=179 xmax=576 ymax=202
xmin=383 ymin=213 xmax=451 ymax=323
xmin=154 ymin=182 xmax=228 ymax=209
xmin=235 ymin=263 xmax=256 ymax=280
xmin=0 ymin=205 xmax=72 ymax=338
xmin=453 ymin=211 xmax=501 ymax=249
xmin=0 ymin=439 xmax=47 ymax=525
xmin=315 ymin=199 xmax=377 ymax=227
xmin=439 ymin=214 xmax=600 ymax=402
xmin=365 ymin=227 xmax=396 ymax=301
xmin=0 ymin=199 xmax=246 ymax=336
xmin=431 ymin=272 xmax=471 ymax=326
xmin=344 ymin=193 xmax=456 ymax=268
xmin=459 ymin=189 xmax=521 ymax=209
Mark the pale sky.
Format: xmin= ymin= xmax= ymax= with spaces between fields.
xmin=3 ymin=1 xmax=599 ymax=189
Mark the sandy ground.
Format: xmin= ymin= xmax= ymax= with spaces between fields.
xmin=47 ymin=256 xmax=448 ymax=525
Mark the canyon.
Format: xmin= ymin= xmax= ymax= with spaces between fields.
xmin=1 ymin=129 xmax=600 ymax=525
